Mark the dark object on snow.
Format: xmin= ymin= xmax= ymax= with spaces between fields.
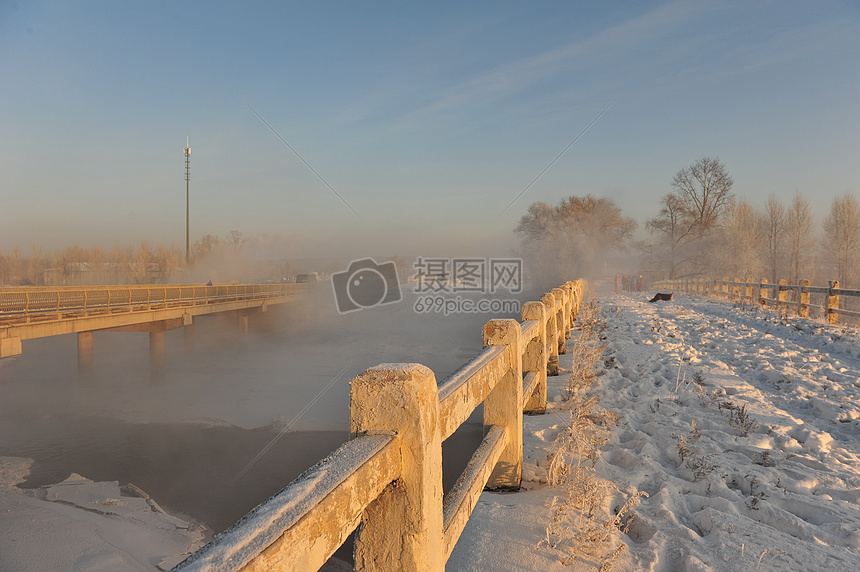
xmin=648 ymin=293 xmax=673 ymax=303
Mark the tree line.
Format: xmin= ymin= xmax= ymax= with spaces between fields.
xmin=516 ymin=157 xmax=858 ymax=288
xmin=0 ymin=230 xmax=282 ymax=286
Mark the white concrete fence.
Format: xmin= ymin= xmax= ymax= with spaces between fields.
xmin=172 ymin=280 xmax=585 ymax=572
xmin=652 ymin=277 xmax=860 ymax=324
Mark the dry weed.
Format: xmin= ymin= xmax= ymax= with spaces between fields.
xmin=540 ymin=297 xmax=646 ymax=570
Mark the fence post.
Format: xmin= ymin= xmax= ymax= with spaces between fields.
xmin=759 ymin=279 xmax=768 ymax=306
xmin=745 ymin=278 xmax=754 ymax=304
xmin=798 ymin=279 xmax=811 ymax=318
xmin=552 ymin=288 xmax=568 ymax=352
xmin=541 ymin=292 xmax=559 ymax=376
xmin=521 ymin=302 xmax=548 ymax=414
xmin=778 ymin=279 xmax=788 ymax=311
xmin=563 ymin=281 xmax=577 ymax=329
xmin=826 ymin=281 xmax=840 ymax=325
xmin=732 ymin=278 xmax=741 ymax=302
xmin=483 ymin=319 xmax=523 ymax=490
xmin=350 ymin=363 xmax=444 ymax=572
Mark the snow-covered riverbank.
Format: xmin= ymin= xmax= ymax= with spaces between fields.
xmin=450 ymin=292 xmax=860 ymax=571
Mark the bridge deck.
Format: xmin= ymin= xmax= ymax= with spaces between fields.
xmin=0 ymin=283 xmax=307 ymax=358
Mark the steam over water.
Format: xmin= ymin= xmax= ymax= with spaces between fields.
xmin=0 ymin=284 xmax=537 ymax=541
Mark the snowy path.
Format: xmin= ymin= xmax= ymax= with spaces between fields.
xmin=593 ymin=293 xmax=860 ymax=571
xmin=451 ymin=292 xmax=860 ymax=572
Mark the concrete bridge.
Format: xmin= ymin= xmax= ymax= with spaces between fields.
xmin=0 ymin=283 xmax=307 ymax=380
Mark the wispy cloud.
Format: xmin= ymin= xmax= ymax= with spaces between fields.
xmin=399 ymin=1 xmax=706 ymax=124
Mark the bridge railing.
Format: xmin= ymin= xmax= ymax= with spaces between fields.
xmin=0 ymin=283 xmax=307 ymax=318
xmin=172 ymin=280 xmax=585 ymax=572
xmin=652 ymin=277 xmax=859 ymax=324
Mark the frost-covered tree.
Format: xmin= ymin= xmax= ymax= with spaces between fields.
xmin=821 ymin=194 xmax=860 ymax=285
xmin=516 ymin=195 xmax=636 ymax=285
xmin=762 ymin=194 xmax=786 ymax=283
xmin=786 ymin=194 xmax=815 ymax=284
xmin=718 ymin=198 xmax=763 ymax=279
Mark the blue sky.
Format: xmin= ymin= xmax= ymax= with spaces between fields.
xmin=1 ymin=1 xmax=858 ymax=259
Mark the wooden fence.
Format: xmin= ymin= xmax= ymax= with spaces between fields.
xmin=171 ymin=280 xmax=585 ymax=571
xmin=651 ymin=277 xmax=860 ymax=324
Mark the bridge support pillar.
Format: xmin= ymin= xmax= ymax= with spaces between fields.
xmin=184 ymin=321 xmax=195 ymax=351
xmin=0 ymin=336 xmax=22 ymax=359
xmin=77 ymin=331 xmax=94 ymax=379
xmin=150 ymin=331 xmax=166 ymax=383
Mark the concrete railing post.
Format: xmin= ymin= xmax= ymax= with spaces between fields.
xmin=561 ymin=282 xmax=574 ymax=332
xmin=552 ymin=288 xmax=568 ymax=351
xmin=350 ymin=364 xmax=444 ymax=572
xmin=541 ymin=293 xmax=559 ymax=376
xmin=826 ymin=281 xmax=840 ymax=325
xmin=798 ymin=279 xmax=811 ymax=318
xmin=521 ymin=302 xmax=548 ymax=414
xmin=483 ymin=319 xmax=523 ymax=490
xmin=759 ymin=279 xmax=768 ymax=306
xmin=551 ymin=288 xmax=567 ymax=352
xmin=565 ymin=281 xmax=580 ymax=325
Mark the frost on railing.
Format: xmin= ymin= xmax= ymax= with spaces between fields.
xmin=170 ymin=280 xmax=585 ymax=572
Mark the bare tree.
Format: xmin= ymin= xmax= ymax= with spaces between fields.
xmin=516 ymin=195 xmax=636 ymax=285
xmin=786 ymin=194 xmax=815 ymax=284
xmin=646 ymin=193 xmax=699 ymax=279
xmin=647 ymin=158 xmax=734 ymax=278
xmin=762 ymin=194 xmax=786 ymax=282
xmin=225 ymin=230 xmax=249 ymax=253
xmin=718 ymin=198 xmax=763 ymax=279
xmin=192 ymin=234 xmax=222 ymax=263
xmin=131 ymin=240 xmax=153 ymax=284
xmin=822 ymin=194 xmax=860 ymax=285
xmin=671 ymin=157 xmax=735 ymax=233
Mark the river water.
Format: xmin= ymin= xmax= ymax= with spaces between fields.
xmin=0 ymin=285 xmax=537 ymax=566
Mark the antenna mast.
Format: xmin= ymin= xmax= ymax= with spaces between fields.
xmin=185 ymin=137 xmax=191 ymax=265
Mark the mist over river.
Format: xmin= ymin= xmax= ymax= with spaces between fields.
xmin=0 ymin=285 xmax=541 ymax=545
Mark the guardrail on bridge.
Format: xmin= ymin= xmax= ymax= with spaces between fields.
xmin=172 ymin=279 xmax=585 ymax=572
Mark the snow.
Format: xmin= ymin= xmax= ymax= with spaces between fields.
xmin=449 ymin=291 xmax=860 ymax=571
xmin=0 ymin=457 xmax=205 ymax=571
xmin=3 ymin=287 xmax=860 ymax=570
